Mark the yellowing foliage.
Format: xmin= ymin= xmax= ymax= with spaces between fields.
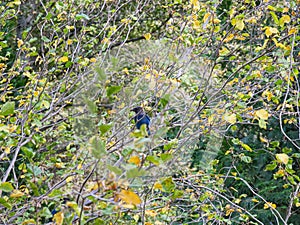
xmin=53 ymin=211 xmax=64 ymax=225
xmin=276 ymin=153 xmax=289 ymax=165
xmin=264 ymin=27 xmax=279 ymax=37
xmin=10 ymin=190 xmax=24 ymax=198
xmin=144 ymin=33 xmax=151 ymax=40
xmin=255 ymin=109 xmax=269 ymax=120
xmin=58 ymin=56 xmax=69 ymax=62
xmin=128 ymin=155 xmax=141 ymax=166
xmin=119 ymin=189 xmax=142 ymax=205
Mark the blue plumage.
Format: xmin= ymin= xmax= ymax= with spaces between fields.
xmin=131 ymin=107 xmax=151 ymax=135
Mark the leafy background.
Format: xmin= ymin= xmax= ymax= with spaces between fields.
xmin=0 ymin=0 xmax=299 ymax=224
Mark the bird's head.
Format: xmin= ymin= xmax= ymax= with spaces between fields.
xmin=131 ymin=106 xmax=144 ymax=114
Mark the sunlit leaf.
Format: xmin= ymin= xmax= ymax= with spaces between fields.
xmin=265 ymin=27 xmax=278 ymax=37
xmin=255 ymin=109 xmax=269 ymax=120
xmin=224 ymin=113 xmax=236 ymax=124
xmin=144 ymin=33 xmax=151 ymax=40
xmin=0 ymin=182 xmax=14 ymax=192
xmin=276 ymin=153 xmax=289 ymax=165
xmin=53 ymin=211 xmax=64 ymax=225
xmin=58 ymin=56 xmax=68 ymax=62
xmin=106 ymin=85 xmax=122 ymax=97
xmin=119 ymin=189 xmax=141 ymax=205
xmin=128 ymin=155 xmax=141 ymax=166
xmin=1 ymin=101 xmax=15 ymax=116
xmin=10 ymin=190 xmax=24 ymax=198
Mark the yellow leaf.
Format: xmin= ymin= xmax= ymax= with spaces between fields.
xmin=267 ymin=5 xmax=277 ymax=11
xmin=101 ymin=37 xmax=110 ymax=44
xmin=145 ymin=222 xmax=153 ymax=225
xmin=213 ymin=18 xmax=221 ymax=24
xmin=224 ymin=33 xmax=234 ymax=43
xmin=235 ymin=19 xmax=245 ymax=31
xmin=119 ymin=189 xmax=141 ymax=205
xmin=128 ymin=155 xmax=141 ymax=166
xmin=224 ymin=113 xmax=236 ymax=124
xmin=203 ymin=13 xmax=211 ymax=24
xmin=17 ymin=39 xmax=23 ymax=48
xmin=296 ymin=202 xmax=300 ymax=207
xmin=10 ymin=190 xmax=24 ymax=198
xmin=66 ymin=176 xmax=73 ymax=183
xmin=246 ymin=17 xmax=257 ymax=24
xmin=264 ymin=202 xmax=276 ymax=209
xmin=66 ymin=201 xmax=80 ymax=215
xmin=58 ymin=56 xmax=68 ymax=62
xmin=67 ymin=39 xmax=73 ymax=45
xmin=265 ymin=27 xmax=279 ymax=37
xmin=145 ymin=210 xmax=157 ymax=217
xmin=276 ymin=153 xmax=289 ymax=165
xmin=275 ymin=169 xmax=285 ymax=177
xmin=259 ymin=136 xmax=268 ymax=143
xmin=22 ymin=219 xmax=36 ymax=225
xmin=280 ymin=15 xmax=291 ymax=24
xmin=55 ymin=162 xmax=64 ymax=168
xmin=288 ymin=27 xmax=297 ymax=35
xmin=255 ymin=109 xmax=269 ymax=120
xmin=144 ymin=33 xmax=151 ymax=40
xmin=4 ymin=147 xmax=10 ymax=154
xmin=252 ymin=198 xmax=259 ymax=203
xmin=192 ymin=20 xmax=200 ymax=30
xmin=90 ymin=57 xmax=97 ymax=63
xmin=53 ymin=211 xmax=64 ymax=225
xmin=241 ymin=143 xmax=252 ymax=152
xmin=219 ymin=46 xmax=230 ymax=56
xmin=122 ymin=67 xmax=129 ymax=75
xmin=190 ymin=0 xmax=200 ymax=10
xmin=153 ymin=182 xmax=163 ymax=190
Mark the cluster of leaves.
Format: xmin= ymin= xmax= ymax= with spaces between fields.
xmin=0 ymin=0 xmax=299 ymax=224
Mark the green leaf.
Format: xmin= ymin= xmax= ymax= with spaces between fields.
xmin=172 ymin=189 xmax=184 ymax=200
xmin=0 ymin=182 xmax=14 ymax=192
xmin=270 ymin=12 xmax=279 ymax=25
xmin=29 ymin=182 xmax=40 ymax=196
xmin=258 ymin=119 xmax=267 ymax=129
xmin=126 ymin=168 xmax=146 ymax=178
xmin=240 ymin=155 xmax=252 ymax=163
xmin=265 ymin=162 xmax=277 ymax=171
xmin=161 ymin=153 xmax=173 ymax=162
xmin=0 ymin=197 xmax=12 ymax=209
xmin=270 ymin=141 xmax=280 ymax=148
xmin=1 ymin=101 xmax=15 ymax=116
xmin=160 ymin=94 xmax=170 ymax=108
xmin=48 ymin=189 xmax=64 ymax=197
xmin=95 ymin=66 xmax=107 ymax=82
xmin=146 ymin=155 xmax=160 ymax=165
xmin=85 ymin=99 xmax=98 ymax=114
xmin=107 ymin=164 xmax=122 ymax=175
xmin=99 ymin=123 xmax=112 ymax=135
xmin=161 ymin=177 xmax=176 ymax=193
xmin=154 ymin=127 xmax=168 ymax=138
xmin=89 ymin=136 xmax=106 ymax=159
xmin=106 ymin=85 xmax=122 ymax=97
xmin=41 ymin=36 xmax=51 ymax=42
xmin=241 ymin=143 xmax=252 ymax=152
xmin=287 ymin=176 xmax=297 ymax=185
xmin=163 ymin=139 xmax=178 ymax=151
xmin=75 ymin=13 xmax=90 ymax=20
xmin=21 ymin=147 xmax=35 ymax=159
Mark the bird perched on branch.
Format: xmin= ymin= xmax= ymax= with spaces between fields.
xmin=131 ymin=106 xmax=151 ymax=135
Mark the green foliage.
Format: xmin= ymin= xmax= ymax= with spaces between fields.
xmin=1 ymin=0 xmax=299 ymax=224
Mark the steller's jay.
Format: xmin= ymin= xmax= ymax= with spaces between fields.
xmin=131 ymin=106 xmax=151 ymax=135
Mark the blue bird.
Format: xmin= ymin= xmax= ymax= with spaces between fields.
xmin=131 ymin=106 xmax=151 ymax=135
